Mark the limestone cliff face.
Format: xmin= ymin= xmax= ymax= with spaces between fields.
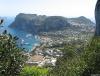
xmin=10 ymin=13 xmax=47 ymax=34
xmin=10 ymin=13 xmax=70 ymax=34
xmin=95 ymin=0 xmax=100 ymax=36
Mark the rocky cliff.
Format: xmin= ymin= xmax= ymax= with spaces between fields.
xmin=10 ymin=13 xmax=94 ymax=34
xmin=95 ymin=0 xmax=100 ymax=36
xmin=10 ymin=13 xmax=70 ymax=34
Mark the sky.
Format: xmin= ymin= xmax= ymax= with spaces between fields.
xmin=0 ymin=0 xmax=97 ymax=19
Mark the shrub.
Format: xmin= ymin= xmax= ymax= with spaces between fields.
xmin=48 ymin=45 xmax=87 ymax=76
xmin=48 ymin=36 xmax=100 ymax=76
xmin=20 ymin=66 xmax=49 ymax=76
xmin=82 ymin=36 xmax=100 ymax=76
xmin=0 ymin=31 xmax=26 ymax=76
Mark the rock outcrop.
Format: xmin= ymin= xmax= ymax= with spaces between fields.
xmin=95 ymin=0 xmax=100 ymax=36
xmin=0 ymin=19 xmax=4 ymax=25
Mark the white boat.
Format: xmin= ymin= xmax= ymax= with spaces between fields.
xmin=21 ymin=39 xmax=30 ymax=45
xmin=23 ymin=43 xmax=30 ymax=45
xmin=21 ymin=39 xmax=24 ymax=44
xmin=26 ymin=34 xmax=32 ymax=38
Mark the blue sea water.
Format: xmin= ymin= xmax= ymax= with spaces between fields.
xmin=0 ymin=17 xmax=39 ymax=52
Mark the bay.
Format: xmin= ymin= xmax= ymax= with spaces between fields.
xmin=0 ymin=17 xmax=39 ymax=52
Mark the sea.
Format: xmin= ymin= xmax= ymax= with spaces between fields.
xmin=0 ymin=17 xmax=39 ymax=52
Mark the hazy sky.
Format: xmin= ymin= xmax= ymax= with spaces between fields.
xmin=0 ymin=0 xmax=97 ymax=19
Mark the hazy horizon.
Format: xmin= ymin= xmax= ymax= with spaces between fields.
xmin=0 ymin=0 xmax=97 ymax=20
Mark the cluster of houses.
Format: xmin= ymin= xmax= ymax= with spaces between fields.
xmin=25 ymin=36 xmax=63 ymax=67
xmin=25 ymin=48 xmax=62 ymax=67
xmin=26 ymin=54 xmax=57 ymax=67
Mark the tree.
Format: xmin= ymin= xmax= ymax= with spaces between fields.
xmin=82 ymin=37 xmax=100 ymax=76
xmin=0 ymin=31 xmax=26 ymax=76
xmin=48 ymin=45 xmax=87 ymax=76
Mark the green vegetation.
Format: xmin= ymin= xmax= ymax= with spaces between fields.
xmin=0 ymin=31 xmax=26 ymax=76
xmin=0 ymin=30 xmax=48 ymax=76
xmin=48 ymin=36 xmax=100 ymax=76
xmin=0 ymin=27 xmax=99 ymax=76
xmin=48 ymin=43 xmax=86 ymax=76
xmin=20 ymin=66 xmax=49 ymax=76
xmin=0 ymin=30 xmax=100 ymax=76
xmin=82 ymin=36 xmax=100 ymax=75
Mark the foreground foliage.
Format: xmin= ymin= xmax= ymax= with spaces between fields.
xmin=48 ymin=44 xmax=86 ymax=76
xmin=48 ymin=36 xmax=100 ymax=76
xmin=82 ymin=36 xmax=100 ymax=75
xmin=0 ymin=31 xmax=26 ymax=76
xmin=20 ymin=66 xmax=49 ymax=76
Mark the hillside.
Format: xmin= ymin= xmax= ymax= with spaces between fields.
xmin=67 ymin=16 xmax=95 ymax=26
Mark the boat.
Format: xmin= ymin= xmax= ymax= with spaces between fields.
xmin=26 ymin=34 xmax=32 ymax=38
